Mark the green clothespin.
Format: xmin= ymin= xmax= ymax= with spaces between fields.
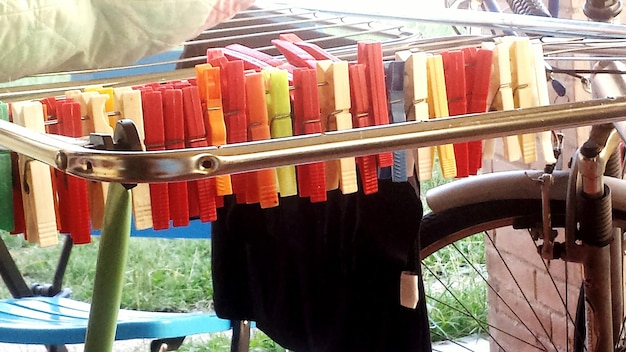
xmin=264 ymin=69 xmax=298 ymax=197
xmin=0 ymin=102 xmax=14 ymax=232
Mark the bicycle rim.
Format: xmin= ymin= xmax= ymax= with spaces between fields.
xmin=420 ymin=198 xmax=626 ymax=352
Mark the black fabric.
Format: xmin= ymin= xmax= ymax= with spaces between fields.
xmin=211 ymin=179 xmax=431 ymax=351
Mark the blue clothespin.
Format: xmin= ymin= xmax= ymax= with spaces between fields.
xmin=383 ymin=61 xmax=408 ymax=182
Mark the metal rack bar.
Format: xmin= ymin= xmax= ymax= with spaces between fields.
xmin=1 ymin=97 xmax=625 ymax=184
xmin=278 ymin=2 xmax=626 ymax=39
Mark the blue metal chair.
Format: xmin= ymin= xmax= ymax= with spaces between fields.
xmin=0 ymin=224 xmax=247 ymax=352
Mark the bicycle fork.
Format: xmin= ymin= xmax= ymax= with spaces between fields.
xmin=576 ymin=138 xmax=617 ymax=352
xmin=540 ymin=126 xmax=622 ymax=351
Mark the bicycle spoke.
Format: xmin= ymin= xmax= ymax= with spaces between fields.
xmin=426 ymin=294 xmax=547 ymax=351
xmin=423 ymin=264 xmax=509 ymax=351
xmin=485 ymin=233 xmax=560 ymax=352
xmin=448 ymin=239 xmax=550 ymax=347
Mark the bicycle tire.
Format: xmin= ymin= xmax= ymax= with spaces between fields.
xmin=420 ymin=198 xmax=626 ymax=351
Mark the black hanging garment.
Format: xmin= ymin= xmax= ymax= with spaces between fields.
xmin=211 ymin=178 xmax=431 ymax=351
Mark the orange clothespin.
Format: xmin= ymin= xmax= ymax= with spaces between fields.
xmin=11 ymin=102 xmax=58 ymax=247
xmin=195 ymin=63 xmax=233 ymax=197
xmin=263 ymin=68 xmax=298 ymax=197
xmin=141 ymin=90 xmax=171 ymax=230
xmin=441 ymin=51 xmax=469 ymax=178
xmin=317 ymin=60 xmax=358 ymax=194
xmin=426 ymin=54 xmax=457 ymax=179
xmin=244 ymin=72 xmax=280 ymax=208
xmin=182 ymin=85 xmax=218 ymax=221
xmin=208 ymin=55 xmax=249 ymax=203
xmin=462 ymin=47 xmax=493 ymax=174
xmin=396 ymin=51 xmax=430 ymax=180
xmin=509 ymin=37 xmax=538 ymax=164
xmin=357 ymin=41 xmax=394 ymax=168
xmin=162 ymin=89 xmax=190 ymax=227
xmin=348 ymin=63 xmax=379 ymax=194
xmin=114 ymin=88 xmax=154 ymax=230
xmin=292 ymin=68 xmax=327 ymax=202
xmin=0 ymin=102 xmax=14 ymax=232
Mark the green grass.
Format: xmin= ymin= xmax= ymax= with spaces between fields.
xmin=419 ymin=154 xmax=489 ymax=342
xmin=0 ymin=232 xmax=285 ymax=351
xmin=422 ymin=233 xmax=488 ymax=342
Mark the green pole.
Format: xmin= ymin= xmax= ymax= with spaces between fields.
xmin=84 ymin=183 xmax=132 ymax=352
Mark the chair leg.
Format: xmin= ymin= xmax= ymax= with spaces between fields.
xmin=150 ymin=336 xmax=185 ymax=352
xmin=230 ymin=320 xmax=250 ymax=352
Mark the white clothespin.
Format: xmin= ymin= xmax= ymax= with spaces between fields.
xmin=399 ymin=51 xmax=432 ymax=180
xmin=532 ymin=41 xmax=558 ymax=165
xmin=11 ymin=102 xmax=58 ymax=247
xmin=317 ymin=60 xmax=358 ymax=194
xmin=510 ymin=37 xmax=538 ymax=164
xmin=114 ymin=88 xmax=154 ymax=230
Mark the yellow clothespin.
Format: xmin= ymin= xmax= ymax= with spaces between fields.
xmin=485 ymin=40 xmax=522 ymax=162
xmin=532 ymin=41 xmax=557 ymax=165
xmin=426 ymin=54 xmax=457 ymax=179
xmin=11 ymin=102 xmax=58 ymax=247
xmin=510 ymin=37 xmax=538 ymax=164
xmin=399 ymin=51 xmax=431 ymax=180
xmin=316 ymin=60 xmax=358 ymax=194
xmin=113 ymin=88 xmax=154 ymax=230
xmin=85 ymin=86 xmax=117 ymax=128
xmin=263 ymin=68 xmax=298 ymax=197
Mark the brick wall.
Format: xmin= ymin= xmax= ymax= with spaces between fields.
xmin=483 ymin=1 xmax=595 ymax=348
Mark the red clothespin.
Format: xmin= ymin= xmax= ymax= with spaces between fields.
xmin=181 ymin=85 xmax=218 ymax=222
xmin=155 ymin=89 xmax=190 ymax=227
xmin=463 ymin=47 xmax=494 ymax=175
xmin=141 ymin=90 xmax=171 ymax=230
xmin=271 ymin=39 xmax=317 ymax=69
xmin=244 ymin=72 xmax=279 ymax=208
xmin=55 ymin=99 xmax=91 ymax=244
xmin=292 ymin=68 xmax=327 ymax=202
xmin=441 ymin=50 xmax=470 ymax=178
xmin=357 ymin=41 xmax=393 ymax=168
xmin=226 ymin=43 xmax=284 ymax=67
xmin=162 ymin=89 xmax=190 ymax=227
xmin=279 ymin=33 xmax=341 ymax=62
xmin=195 ymin=64 xmax=232 ymax=198
xmin=208 ymin=55 xmax=249 ymax=203
xmin=348 ymin=63 xmax=378 ymax=195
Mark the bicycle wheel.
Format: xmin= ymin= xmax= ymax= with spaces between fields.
xmin=420 ymin=197 xmax=626 ymax=351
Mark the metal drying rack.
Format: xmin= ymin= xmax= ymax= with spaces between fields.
xmin=2 ymin=1 xmax=626 ymax=184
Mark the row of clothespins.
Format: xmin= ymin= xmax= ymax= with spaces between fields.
xmin=0 ymin=34 xmax=556 ymax=247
